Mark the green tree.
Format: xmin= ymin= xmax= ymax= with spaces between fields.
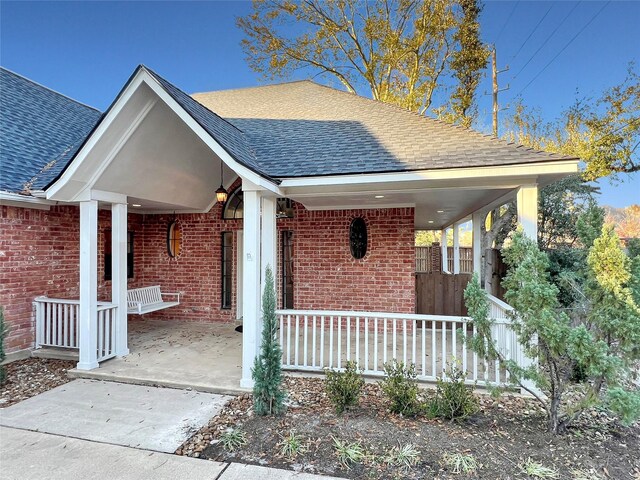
xmin=252 ymin=265 xmax=286 ymax=415
xmin=505 ymin=65 xmax=640 ymax=181
xmin=464 ymin=227 xmax=640 ymax=434
xmin=0 ymin=307 xmax=6 ymax=384
xmin=238 ymin=0 xmax=489 ymax=124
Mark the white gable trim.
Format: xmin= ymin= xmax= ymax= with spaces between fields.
xmin=46 ymin=68 xmax=281 ymax=202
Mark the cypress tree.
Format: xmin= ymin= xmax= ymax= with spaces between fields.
xmin=0 ymin=306 xmax=7 ymax=384
xmin=252 ymin=265 xmax=285 ymax=415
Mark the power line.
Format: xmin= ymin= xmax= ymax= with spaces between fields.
xmin=495 ymin=2 xmax=518 ymax=43
xmin=511 ymin=5 xmax=554 ymax=61
xmin=515 ymin=1 xmax=611 ymax=97
xmin=513 ymin=1 xmax=582 ymax=80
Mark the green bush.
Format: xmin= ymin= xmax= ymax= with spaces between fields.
xmin=325 ymin=361 xmax=364 ymax=413
xmin=428 ymin=364 xmax=478 ymax=420
xmin=380 ymin=360 xmax=421 ymax=416
xmin=0 ymin=306 xmax=6 ymax=385
xmin=252 ymin=265 xmax=285 ymax=415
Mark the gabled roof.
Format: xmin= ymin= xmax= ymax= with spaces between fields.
xmin=0 ymin=67 xmax=102 ymax=194
xmin=193 ymin=80 xmax=578 ymax=178
xmin=143 ymin=67 xmax=268 ymax=180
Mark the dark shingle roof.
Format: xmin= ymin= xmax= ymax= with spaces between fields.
xmin=193 ymin=81 xmax=577 ymax=178
xmin=0 ymin=67 xmax=102 ymax=194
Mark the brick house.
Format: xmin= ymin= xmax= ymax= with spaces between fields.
xmin=0 ymin=65 xmax=579 ymax=389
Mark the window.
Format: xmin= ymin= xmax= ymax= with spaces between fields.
xmin=281 ymin=231 xmax=294 ymax=309
xmin=349 ymin=217 xmax=368 ymax=259
xmin=167 ymin=221 xmax=182 ymax=258
xmin=104 ymin=231 xmax=134 ymax=280
xmin=221 ymin=232 xmax=233 ymax=309
xmin=223 ymin=188 xmax=294 ymax=220
xmin=222 ymin=189 xmax=243 ymax=219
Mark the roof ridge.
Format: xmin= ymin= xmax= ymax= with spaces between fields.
xmin=140 ymin=65 xmax=247 ymax=136
xmin=192 ymin=79 xmax=314 ymax=96
xmin=0 ymin=66 xmax=102 ymax=113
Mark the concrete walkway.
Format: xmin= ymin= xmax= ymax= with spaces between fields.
xmin=0 ymin=427 xmax=344 ymax=480
xmin=0 ymin=379 xmax=231 ymax=453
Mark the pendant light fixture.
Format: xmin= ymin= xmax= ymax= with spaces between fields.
xmin=216 ymin=160 xmax=228 ymax=204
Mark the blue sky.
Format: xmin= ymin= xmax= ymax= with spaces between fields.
xmin=1 ymin=0 xmax=638 ymax=207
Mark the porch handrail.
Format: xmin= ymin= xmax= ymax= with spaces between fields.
xmin=276 ymin=308 xmax=526 ymax=391
xmin=33 ymin=296 xmax=118 ymax=363
xmin=276 ymin=308 xmax=512 ymax=325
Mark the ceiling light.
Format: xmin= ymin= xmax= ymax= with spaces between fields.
xmin=375 ymin=195 xmax=385 ymax=199
xmin=216 ymin=161 xmax=228 ymax=204
xmin=428 ymin=220 xmax=434 ymax=224
xmin=437 ymin=210 xmax=444 ymax=213
xmin=132 ymin=204 xmax=142 ymax=207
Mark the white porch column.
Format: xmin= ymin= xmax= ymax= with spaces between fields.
xmin=440 ymin=228 xmax=449 ymax=273
xmin=241 ymin=188 xmax=262 ymax=389
xmin=452 ymin=223 xmax=461 ymax=274
xmin=516 ymin=185 xmax=539 ymax=241
xmin=77 ymin=200 xmax=99 ymax=370
xmin=261 ymin=195 xmax=277 ymax=295
xmin=112 ymin=203 xmax=129 ymax=356
xmin=472 ymin=211 xmax=482 ymax=277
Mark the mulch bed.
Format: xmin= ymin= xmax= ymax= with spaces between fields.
xmin=0 ymin=358 xmax=75 ymax=407
xmin=178 ymin=377 xmax=640 ymax=479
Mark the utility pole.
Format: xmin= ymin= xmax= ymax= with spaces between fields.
xmin=491 ymin=46 xmax=509 ymax=137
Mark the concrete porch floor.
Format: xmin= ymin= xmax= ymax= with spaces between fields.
xmin=70 ymin=319 xmax=246 ymax=395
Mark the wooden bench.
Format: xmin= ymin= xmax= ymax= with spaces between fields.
xmin=127 ymin=286 xmax=180 ymax=315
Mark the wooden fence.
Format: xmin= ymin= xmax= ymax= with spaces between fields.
xmin=415 ymin=273 xmax=472 ymax=316
xmin=415 ymin=246 xmax=473 ymax=273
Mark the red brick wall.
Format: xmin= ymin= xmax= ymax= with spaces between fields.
xmin=0 ymin=193 xmax=415 ymax=352
xmin=0 ymin=205 xmax=144 ymax=353
xmin=277 ymin=204 xmax=416 ymax=313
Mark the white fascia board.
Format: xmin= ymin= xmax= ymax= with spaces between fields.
xmin=47 ymin=69 xmax=281 ymax=202
xmin=141 ymin=72 xmax=282 ymax=196
xmin=46 ymin=74 xmax=148 ymax=201
xmin=0 ymin=192 xmax=58 ymax=210
xmin=278 ymin=160 xmax=579 ymax=189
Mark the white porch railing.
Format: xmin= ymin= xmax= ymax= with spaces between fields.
xmin=276 ymin=308 xmax=527 ymax=389
xmin=33 ymin=297 xmax=118 ymax=363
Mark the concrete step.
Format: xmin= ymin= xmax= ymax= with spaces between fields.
xmin=31 ymin=348 xmax=79 ymax=361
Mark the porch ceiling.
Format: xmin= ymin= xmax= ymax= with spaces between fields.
xmin=287 ymin=186 xmax=513 ymax=229
xmin=45 ymin=72 xmax=242 ymax=212
xmin=280 ymin=161 xmax=576 ymax=229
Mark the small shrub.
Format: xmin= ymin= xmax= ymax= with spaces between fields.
xmin=219 ymin=428 xmax=247 ymax=452
xmin=428 ymin=364 xmax=479 ymax=420
xmin=325 ymin=361 xmax=364 ymax=413
xmin=252 ymin=265 xmax=286 ymax=415
xmin=442 ymin=452 xmax=479 ymax=475
xmin=519 ymin=458 xmax=559 ymax=479
xmin=385 ymin=442 xmax=420 ymax=469
xmin=380 ymin=360 xmax=421 ymax=416
xmin=0 ymin=306 xmax=6 ymax=385
xmin=332 ymin=436 xmax=365 ymax=469
xmin=278 ymin=431 xmax=307 ymax=459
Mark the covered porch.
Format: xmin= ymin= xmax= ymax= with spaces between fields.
xmin=32 ymin=66 xmax=578 ymax=394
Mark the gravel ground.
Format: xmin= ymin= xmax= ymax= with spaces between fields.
xmin=0 ymin=358 xmax=75 ymax=407
xmin=178 ymin=377 xmax=640 ymax=480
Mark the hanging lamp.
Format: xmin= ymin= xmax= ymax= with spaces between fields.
xmin=216 ymin=160 xmax=228 ymax=204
